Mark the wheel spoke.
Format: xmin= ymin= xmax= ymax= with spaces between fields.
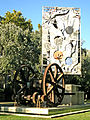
xmin=17 ymin=85 xmax=26 ymax=94
xmin=46 ymin=80 xmax=56 ymax=96
xmin=43 ymin=63 xmax=65 ymax=107
xmin=28 ymin=74 xmax=35 ymax=82
xmin=15 ymin=80 xmax=25 ymax=84
xmin=57 ymin=73 xmax=63 ymax=81
xmin=20 ymin=69 xmax=27 ymax=81
xmin=55 ymin=88 xmax=61 ymax=96
xmin=49 ymin=67 xmax=55 ymax=82
xmin=47 ymin=80 xmax=55 ymax=86
xmin=55 ymin=88 xmax=63 ymax=103
xmin=56 ymin=85 xmax=65 ymax=90
xmin=54 ymin=65 xmax=58 ymax=79
xmin=12 ymin=65 xmax=35 ymax=106
xmin=54 ymin=66 xmax=63 ymax=83
xmin=47 ymin=98 xmax=57 ymax=107
xmin=26 ymin=68 xmax=30 ymax=80
xmin=47 ymin=85 xmax=54 ymax=96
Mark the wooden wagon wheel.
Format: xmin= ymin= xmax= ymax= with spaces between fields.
xmin=12 ymin=65 xmax=35 ymax=105
xmin=43 ymin=63 xmax=65 ymax=107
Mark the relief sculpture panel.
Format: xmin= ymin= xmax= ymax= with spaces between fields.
xmin=42 ymin=7 xmax=81 ymax=74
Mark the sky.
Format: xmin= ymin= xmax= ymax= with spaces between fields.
xmin=0 ymin=0 xmax=90 ymax=50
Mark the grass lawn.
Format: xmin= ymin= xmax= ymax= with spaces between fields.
xmin=0 ymin=112 xmax=90 ymax=120
xmin=49 ymin=105 xmax=90 ymax=115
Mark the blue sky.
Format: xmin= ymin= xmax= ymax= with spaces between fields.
xmin=0 ymin=0 xmax=90 ymax=49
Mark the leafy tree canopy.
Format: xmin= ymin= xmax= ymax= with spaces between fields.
xmin=1 ymin=10 xmax=33 ymax=31
xmin=0 ymin=23 xmax=41 ymax=78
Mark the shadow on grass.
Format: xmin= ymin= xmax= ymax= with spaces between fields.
xmin=0 ymin=114 xmax=9 ymax=116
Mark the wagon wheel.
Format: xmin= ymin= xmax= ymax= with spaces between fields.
xmin=43 ymin=63 xmax=65 ymax=107
xmin=12 ymin=65 xmax=35 ymax=105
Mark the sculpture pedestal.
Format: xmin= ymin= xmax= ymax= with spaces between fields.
xmin=61 ymin=84 xmax=84 ymax=105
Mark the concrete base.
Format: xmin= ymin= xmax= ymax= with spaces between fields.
xmin=0 ymin=106 xmax=49 ymax=114
xmin=0 ymin=102 xmax=90 ymax=119
xmin=61 ymin=84 xmax=84 ymax=105
xmin=0 ymin=102 xmax=64 ymax=115
xmin=0 ymin=104 xmax=90 ymax=115
xmin=0 ymin=105 xmax=69 ymax=115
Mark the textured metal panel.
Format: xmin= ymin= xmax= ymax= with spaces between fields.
xmin=42 ymin=7 xmax=81 ymax=74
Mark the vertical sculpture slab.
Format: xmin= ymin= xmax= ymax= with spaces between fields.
xmin=42 ymin=7 xmax=81 ymax=74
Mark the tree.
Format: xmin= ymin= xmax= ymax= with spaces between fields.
xmin=0 ymin=23 xmax=32 ymax=75
xmin=30 ymin=24 xmax=42 ymax=77
xmin=80 ymin=50 xmax=90 ymax=98
xmin=0 ymin=10 xmax=42 ymax=78
xmin=0 ymin=18 xmax=42 ymax=101
xmin=1 ymin=10 xmax=33 ymax=31
xmin=0 ymin=10 xmax=43 ymax=101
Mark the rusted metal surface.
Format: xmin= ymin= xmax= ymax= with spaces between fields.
xmin=12 ymin=63 xmax=65 ymax=107
xmin=43 ymin=63 xmax=65 ymax=106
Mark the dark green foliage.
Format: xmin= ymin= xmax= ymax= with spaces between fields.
xmin=0 ymin=22 xmax=42 ymax=79
xmin=1 ymin=10 xmax=33 ymax=31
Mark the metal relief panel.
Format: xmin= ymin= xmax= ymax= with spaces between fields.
xmin=42 ymin=7 xmax=81 ymax=74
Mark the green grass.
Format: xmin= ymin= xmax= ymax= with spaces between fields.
xmin=49 ymin=105 xmax=90 ymax=115
xmin=0 ymin=102 xmax=90 ymax=119
xmin=87 ymin=99 xmax=90 ymax=104
xmin=0 ymin=112 xmax=90 ymax=120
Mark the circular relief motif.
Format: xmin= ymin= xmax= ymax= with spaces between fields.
xmin=44 ymin=42 xmax=51 ymax=51
xmin=54 ymin=51 xmax=63 ymax=60
xmin=66 ymin=26 xmax=73 ymax=34
xmin=65 ymin=57 xmax=72 ymax=65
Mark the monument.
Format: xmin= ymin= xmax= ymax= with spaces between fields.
xmin=42 ymin=7 xmax=81 ymax=75
xmin=0 ymin=7 xmax=85 ymax=116
xmin=10 ymin=7 xmax=83 ymax=107
xmin=42 ymin=6 xmax=84 ymax=105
